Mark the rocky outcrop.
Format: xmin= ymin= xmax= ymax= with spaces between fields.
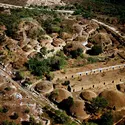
xmin=50 ymin=88 xmax=72 ymax=103
xmin=80 ymin=90 xmax=97 ymax=101
xmin=70 ymin=100 xmax=90 ymax=120
xmin=99 ymin=90 xmax=125 ymax=110
xmin=35 ymin=81 xmax=53 ymax=95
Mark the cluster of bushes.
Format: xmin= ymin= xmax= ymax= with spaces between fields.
xmin=87 ymin=45 xmax=103 ymax=55
xmin=27 ymin=54 xmax=67 ymax=78
xmin=0 ymin=106 xmax=8 ymax=113
xmin=73 ymin=5 xmax=93 ymax=19
xmin=2 ymin=120 xmax=19 ymax=125
xmin=0 ymin=7 xmax=58 ymax=38
xmin=82 ymin=111 xmax=113 ymax=125
xmin=50 ymin=92 xmax=113 ymax=125
xmin=41 ymin=16 xmax=62 ymax=34
xmin=63 ymin=45 xmax=83 ymax=58
xmin=84 ymin=96 xmax=113 ymax=125
xmin=95 ymin=0 xmax=125 ymax=4
xmin=87 ymin=57 xmax=99 ymax=63
xmin=90 ymin=97 xmax=108 ymax=113
xmin=43 ymin=106 xmax=77 ymax=125
xmin=10 ymin=113 xmax=19 ymax=120
xmin=70 ymin=48 xmax=83 ymax=58
xmin=81 ymin=96 xmax=113 ymax=125
xmin=73 ymin=0 xmax=125 ymax=24
xmin=21 ymin=116 xmax=42 ymax=125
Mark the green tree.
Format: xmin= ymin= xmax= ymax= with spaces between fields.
xmin=24 ymin=108 xmax=30 ymax=114
xmin=87 ymin=45 xmax=103 ymax=55
xmin=2 ymin=120 xmax=18 ymax=125
xmin=90 ymin=97 xmax=108 ymax=113
xmin=40 ymin=47 xmax=47 ymax=57
xmin=100 ymin=112 xmax=113 ymax=125
xmin=50 ymin=56 xmax=67 ymax=71
xmin=28 ymin=58 xmax=50 ymax=76
xmin=87 ymin=57 xmax=98 ymax=63
xmin=70 ymin=48 xmax=83 ymax=58
xmin=51 ymin=25 xmax=61 ymax=33
xmin=0 ymin=106 xmax=8 ymax=113
xmin=27 ymin=55 xmax=67 ymax=77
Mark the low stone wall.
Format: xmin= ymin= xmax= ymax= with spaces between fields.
xmin=55 ymin=64 xmax=125 ymax=81
xmin=71 ymin=77 xmax=125 ymax=92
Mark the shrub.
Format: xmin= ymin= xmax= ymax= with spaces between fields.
xmin=64 ymin=47 xmax=83 ymax=58
xmin=13 ymin=71 xmax=24 ymax=81
xmin=2 ymin=120 xmax=18 ymax=125
xmin=62 ymin=81 xmax=70 ymax=86
xmin=2 ymin=107 xmax=9 ymax=113
xmin=10 ymin=113 xmax=19 ymax=120
xmin=70 ymin=48 xmax=83 ymax=58
xmin=27 ymin=58 xmax=50 ymax=76
xmin=51 ymin=25 xmax=61 ymax=33
xmin=50 ymin=56 xmax=67 ymax=71
xmin=87 ymin=57 xmax=98 ymax=63
xmin=45 ymin=73 xmax=54 ymax=81
xmin=4 ymin=87 xmax=11 ymax=91
xmin=100 ymin=112 xmax=113 ymax=125
xmin=87 ymin=45 xmax=103 ymax=55
xmin=40 ymin=47 xmax=47 ymax=57
xmin=24 ymin=108 xmax=30 ymax=114
xmin=90 ymin=97 xmax=108 ymax=113
xmin=0 ymin=106 xmax=8 ymax=113
xmin=27 ymin=55 xmax=67 ymax=77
